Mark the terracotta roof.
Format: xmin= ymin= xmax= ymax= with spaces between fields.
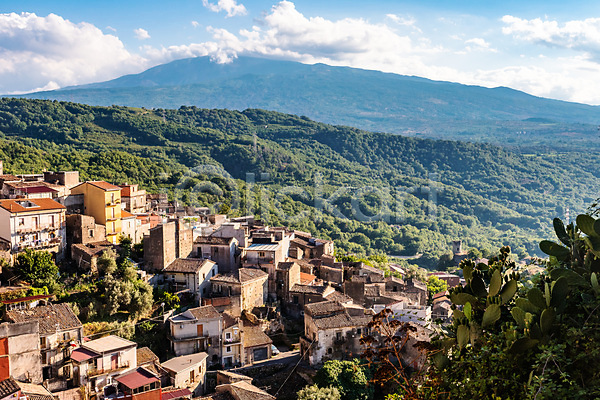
xmin=5 ymin=303 xmax=81 ymax=336
xmin=121 ymin=210 xmax=135 ymax=219
xmin=289 ymin=284 xmax=329 ymax=295
xmin=0 ymin=378 xmax=20 ymax=398
xmin=0 ymin=174 xmax=19 ymax=181
xmin=222 ymin=312 xmax=239 ymax=329
xmin=276 ymin=261 xmax=298 ymax=270
xmin=115 ymin=367 xmax=159 ymax=389
xmin=211 ymin=273 xmax=240 ymax=284
xmin=239 ymin=268 xmax=268 ymax=283
xmin=241 ymin=324 xmax=272 ymax=348
xmin=165 ymin=258 xmax=215 ymax=274
xmin=137 ymin=347 xmax=159 ymax=366
xmin=0 ymin=198 xmax=65 ymax=213
xmin=324 ymin=290 xmax=353 ymax=304
xmin=80 ymin=181 xmax=121 ymax=191
xmin=299 ymin=272 xmax=316 ymax=285
xmin=312 ymin=312 xmax=371 ymax=330
xmin=71 ymin=347 xmax=98 ymax=362
xmin=217 ymin=370 xmax=253 ymax=383
xmin=17 ymin=382 xmax=54 ymax=400
xmin=188 ymin=305 xmax=221 ymax=320
xmin=119 ymin=185 xmax=145 ymax=198
xmin=305 ymin=301 xmax=345 ymax=317
xmin=162 ymin=389 xmax=192 ymax=400
xmin=195 ymin=236 xmax=233 ymax=245
xmin=218 ymin=381 xmax=275 ymax=400
xmin=71 ymin=241 xmax=114 ymax=257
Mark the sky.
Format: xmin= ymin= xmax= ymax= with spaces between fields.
xmin=2 ymin=0 xmax=600 ymax=104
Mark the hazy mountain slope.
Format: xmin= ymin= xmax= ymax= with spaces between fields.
xmin=17 ymin=57 xmax=600 ymax=149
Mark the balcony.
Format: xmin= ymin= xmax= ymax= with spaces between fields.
xmin=16 ymin=224 xmax=60 ymax=233
xmin=168 ymin=333 xmax=210 ymax=343
xmin=106 ymin=201 xmax=120 ymax=206
xmin=88 ymin=361 xmax=131 ymax=377
xmin=16 ymin=238 xmax=62 ymax=252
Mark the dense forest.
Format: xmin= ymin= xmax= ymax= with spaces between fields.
xmin=1 ymin=98 xmax=599 ymax=267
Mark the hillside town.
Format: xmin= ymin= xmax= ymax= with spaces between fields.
xmin=0 ymin=164 xmax=460 ymax=400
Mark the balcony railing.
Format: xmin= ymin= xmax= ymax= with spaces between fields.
xmin=88 ymin=361 xmax=130 ymax=377
xmin=15 ymin=238 xmax=62 ymax=252
xmin=17 ymin=224 xmax=60 ymax=233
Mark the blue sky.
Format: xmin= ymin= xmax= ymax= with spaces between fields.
xmin=2 ymin=0 xmax=600 ymax=104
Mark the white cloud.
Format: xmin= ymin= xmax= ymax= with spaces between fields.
xmin=0 ymin=12 xmax=146 ymax=94
xmin=502 ymin=15 xmax=600 ymax=55
xmin=134 ymin=28 xmax=150 ymax=40
xmin=191 ymin=20 xmax=200 ymax=28
xmin=464 ymin=37 xmax=497 ymax=52
xmin=202 ymin=0 xmax=247 ymax=17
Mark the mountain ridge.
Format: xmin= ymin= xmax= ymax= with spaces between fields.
xmin=15 ymin=56 xmax=600 ymax=148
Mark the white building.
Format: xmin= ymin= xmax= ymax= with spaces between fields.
xmin=169 ymin=306 xmax=222 ymax=365
xmin=0 ymin=198 xmax=66 ymax=260
xmin=161 ymin=352 xmax=208 ymax=396
xmin=164 ymin=258 xmax=218 ymax=299
xmin=70 ymin=335 xmax=137 ymax=394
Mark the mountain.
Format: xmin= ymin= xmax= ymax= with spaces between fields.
xmin=0 ymin=98 xmax=599 ymax=265
xmin=17 ymin=56 xmax=600 ymax=150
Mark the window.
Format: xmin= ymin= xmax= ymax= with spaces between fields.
xmin=18 ymin=218 xmax=24 ymax=226
xmin=357 ymin=328 xmax=362 ymax=335
xmin=40 ymin=337 xmax=47 ymax=349
xmin=328 ymin=348 xmax=332 ymax=354
xmin=293 ymin=296 xmax=299 ymax=304
xmin=63 ymin=332 xmax=70 ymax=341
xmin=336 ymin=332 xmax=342 ymax=341
xmin=259 ymin=251 xmax=265 ymax=257
xmin=226 ymin=346 xmax=231 ymax=353
xmin=226 ymin=332 xmax=231 ymax=339
xmin=89 ymin=229 xmax=94 ymax=237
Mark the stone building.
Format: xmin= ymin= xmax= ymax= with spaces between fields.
xmin=161 ymin=353 xmax=208 ymax=396
xmin=0 ymin=320 xmax=43 ymax=383
xmin=289 ymin=231 xmax=334 ymax=260
xmin=241 ymin=322 xmax=272 ymax=365
xmin=163 ymin=258 xmax=218 ymax=299
xmin=143 ymin=220 xmax=193 ymax=272
xmin=65 ymin=214 xmax=107 ymax=251
xmin=209 ymin=268 xmax=268 ymax=312
xmin=193 ymin=236 xmax=239 ymax=273
xmin=275 ymin=261 xmax=300 ymax=302
xmin=5 ymin=303 xmax=83 ymax=382
xmin=221 ymin=313 xmax=243 ymax=368
xmin=119 ymin=184 xmax=147 ymax=214
xmin=71 ymin=241 xmax=114 ymax=274
xmin=168 ymin=306 xmax=222 ymax=365
xmin=299 ymin=301 xmax=371 ymax=366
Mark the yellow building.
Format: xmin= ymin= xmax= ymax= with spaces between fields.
xmin=71 ymin=181 xmax=122 ymax=244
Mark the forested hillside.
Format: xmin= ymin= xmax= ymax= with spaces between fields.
xmin=1 ymin=98 xmax=598 ymax=265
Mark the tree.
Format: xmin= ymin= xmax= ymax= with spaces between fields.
xmin=97 ymin=249 xmax=117 ymax=275
xmin=426 ymin=276 xmax=447 ymax=302
xmin=297 ymin=385 xmax=341 ymax=400
xmin=467 ymin=248 xmax=482 ymax=260
xmin=314 ymin=359 xmax=373 ymax=400
xmin=14 ymin=249 xmax=58 ymax=288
